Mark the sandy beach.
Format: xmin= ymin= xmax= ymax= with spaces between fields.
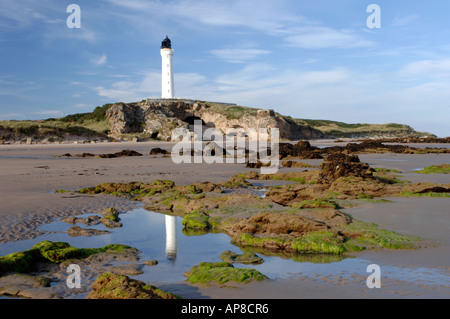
xmin=0 ymin=141 xmax=449 ymax=299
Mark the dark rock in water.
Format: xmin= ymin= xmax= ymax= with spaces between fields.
xmin=219 ymin=251 xmax=264 ymax=265
xmin=279 ymin=140 xmax=323 ymax=159
xmin=68 ymin=226 xmax=111 ymax=237
xmin=98 ymin=153 xmax=116 ymax=158
xmin=86 ymin=272 xmax=181 ymax=299
xmin=246 ymin=161 xmax=271 ymax=168
xmin=143 ymin=260 xmax=158 ymax=266
xmin=319 ymin=153 xmax=373 ymax=184
xmin=149 ymin=147 xmax=168 ymax=155
xmin=61 ymin=215 xmax=101 ymax=226
xmin=76 ymin=153 xmax=95 ymax=158
xmin=101 ymin=219 xmax=123 ymax=229
xmin=59 ymin=149 xmax=143 ymax=158
xmin=415 ymin=186 xmax=450 ymax=194
xmin=0 ymin=273 xmax=57 ymax=299
xmin=113 ymin=149 xmax=143 ymax=157
xmin=100 ymin=208 xmax=122 ymax=228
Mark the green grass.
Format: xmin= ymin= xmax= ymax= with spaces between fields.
xmin=413 ymin=164 xmax=450 ymax=174
xmin=207 ymin=103 xmax=259 ymax=120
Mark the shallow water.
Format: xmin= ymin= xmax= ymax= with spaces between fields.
xmin=0 ymin=207 xmax=449 ymax=298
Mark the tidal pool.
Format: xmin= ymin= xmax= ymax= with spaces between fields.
xmin=0 ymin=207 xmax=448 ymax=298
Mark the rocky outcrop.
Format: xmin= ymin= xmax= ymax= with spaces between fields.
xmin=87 ymin=272 xmax=180 ymax=299
xmin=319 ymin=153 xmax=374 ymax=184
xmin=106 ymin=100 xmax=323 ymax=141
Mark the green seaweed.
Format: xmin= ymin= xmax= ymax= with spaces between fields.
xmin=291 ymin=231 xmax=347 ymax=254
xmin=399 ymin=190 xmax=450 ymax=198
xmin=0 ymin=241 xmax=135 ymax=275
xmin=413 ymin=164 xmax=450 ymax=174
xmin=343 ymin=220 xmax=423 ymax=250
xmin=182 ymin=210 xmax=211 ymax=230
xmin=184 ymin=262 xmax=268 ymax=285
xmin=293 ymin=198 xmax=340 ymax=209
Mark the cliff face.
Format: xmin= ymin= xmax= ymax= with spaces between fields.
xmin=106 ymin=100 xmax=323 ymax=141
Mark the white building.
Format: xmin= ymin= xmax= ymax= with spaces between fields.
xmin=160 ymin=36 xmax=175 ymax=99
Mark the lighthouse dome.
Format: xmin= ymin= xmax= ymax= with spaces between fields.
xmin=161 ymin=36 xmax=172 ymax=49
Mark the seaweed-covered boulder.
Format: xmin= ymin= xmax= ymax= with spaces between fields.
xmin=100 ymin=207 xmax=122 ymax=228
xmin=219 ymin=251 xmax=264 ymax=265
xmin=184 ymin=262 xmax=267 ymax=286
xmin=278 ymin=141 xmax=323 ymax=159
xmin=86 ymin=272 xmax=180 ymax=299
xmin=319 ymin=153 xmax=373 ymax=184
xmin=0 ymin=241 xmax=137 ymax=275
xmin=182 ymin=210 xmax=211 ymax=230
xmin=68 ymin=226 xmax=111 ymax=237
xmin=149 ymin=147 xmax=168 ymax=155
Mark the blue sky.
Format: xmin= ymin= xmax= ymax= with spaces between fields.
xmin=1 ymin=0 xmax=449 ymax=137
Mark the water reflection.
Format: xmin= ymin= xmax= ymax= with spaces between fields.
xmin=165 ymin=215 xmax=177 ymax=261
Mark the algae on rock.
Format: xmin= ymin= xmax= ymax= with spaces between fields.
xmin=184 ymin=262 xmax=268 ymax=286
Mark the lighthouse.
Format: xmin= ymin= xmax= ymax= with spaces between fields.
xmin=160 ymin=36 xmax=175 ymax=99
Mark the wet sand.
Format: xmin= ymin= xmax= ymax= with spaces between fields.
xmin=0 ymin=141 xmax=449 ymax=299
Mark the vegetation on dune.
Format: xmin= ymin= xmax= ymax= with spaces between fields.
xmin=296 ymin=119 xmax=432 ymax=138
xmin=0 ymin=104 xmax=112 ymax=142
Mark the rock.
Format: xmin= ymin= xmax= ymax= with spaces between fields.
xmin=61 ymin=215 xmax=101 ymax=226
xmin=219 ymin=251 xmax=264 ymax=265
xmin=149 ymin=147 xmax=168 ymax=155
xmin=228 ymin=212 xmax=330 ymax=239
xmin=106 ymin=100 xmax=323 ymax=141
xmin=109 ymin=264 xmax=143 ymax=276
xmin=319 ymin=153 xmax=374 ymax=184
xmin=0 ymin=274 xmax=59 ymax=299
xmin=68 ymin=226 xmax=110 ymax=237
xmin=86 ymin=272 xmax=180 ymax=299
xmin=184 ymin=262 xmax=267 ymax=286
xmin=113 ymin=149 xmax=143 ymax=157
xmin=101 ymin=207 xmax=120 ymax=221
xmin=100 ymin=208 xmax=122 ymax=228
xmin=278 ymin=141 xmax=323 ymax=159
xmin=415 ymin=186 xmax=450 ymax=194
xmin=182 ymin=210 xmax=211 ymax=230
xmin=101 ymin=219 xmax=123 ymax=229
xmin=76 ymin=153 xmax=95 ymax=158
xmin=143 ymin=260 xmax=158 ymax=266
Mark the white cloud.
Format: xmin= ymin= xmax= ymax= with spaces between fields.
xmin=392 ymin=14 xmax=419 ymax=27
xmin=401 ymin=58 xmax=450 ymax=78
xmin=91 ymin=54 xmax=107 ymax=66
xmin=105 ymin=0 xmax=299 ymax=35
xmin=210 ymin=48 xmax=271 ymax=63
xmin=284 ymin=26 xmax=373 ymax=49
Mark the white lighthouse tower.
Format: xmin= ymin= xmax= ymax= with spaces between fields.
xmin=160 ymin=36 xmax=175 ymax=99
